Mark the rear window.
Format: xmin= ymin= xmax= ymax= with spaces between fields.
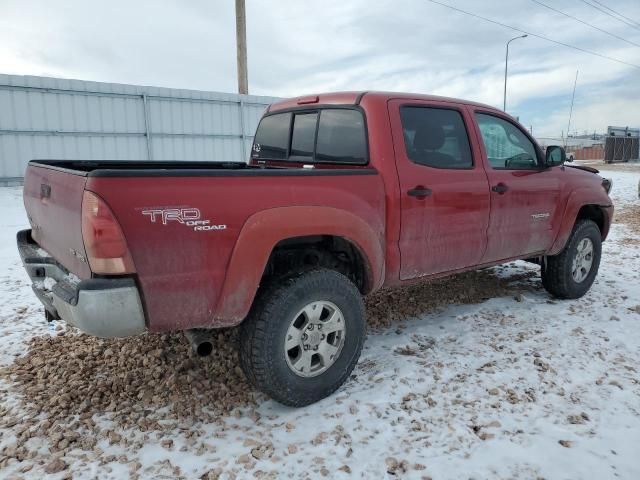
xmin=251 ymin=108 xmax=367 ymax=164
xmin=252 ymin=112 xmax=291 ymax=160
xmin=290 ymin=112 xmax=318 ymax=160
xmin=316 ymin=110 xmax=367 ymax=163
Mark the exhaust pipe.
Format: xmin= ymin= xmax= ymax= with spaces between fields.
xmin=184 ymin=329 xmax=214 ymax=357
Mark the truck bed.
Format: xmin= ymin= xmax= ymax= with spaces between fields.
xmin=23 ymin=159 xmax=385 ymax=332
xmin=29 ymin=160 xmax=374 ymax=177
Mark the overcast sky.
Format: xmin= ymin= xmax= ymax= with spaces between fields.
xmin=1 ymin=0 xmax=639 ymax=137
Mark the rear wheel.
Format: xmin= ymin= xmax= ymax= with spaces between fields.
xmin=239 ymin=269 xmax=366 ymax=407
xmin=541 ymin=219 xmax=601 ymax=299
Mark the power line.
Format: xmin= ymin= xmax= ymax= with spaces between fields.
xmin=579 ymin=0 xmax=640 ymax=31
xmin=531 ymin=0 xmax=640 ymax=48
xmin=426 ymin=0 xmax=640 ymax=69
xmin=591 ymin=0 xmax=640 ymax=28
xmin=565 ymin=70 xmax=579 ymax=148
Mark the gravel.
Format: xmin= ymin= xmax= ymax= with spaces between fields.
xmin=0 ymin=265 xmax=541 ymax=471
xmin=0 ymin=328 xmax=255 ymax=467
xmin=2 ymin=328 xmax=252 ymax=425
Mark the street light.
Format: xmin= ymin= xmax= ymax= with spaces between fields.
xmin=503 ymin=34 xmax=527 ymax=112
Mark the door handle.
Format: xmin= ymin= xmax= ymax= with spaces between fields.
xmin=491 ymin=183 xmax=509 ymax=194
xmin=407 ymin=186 xmax=432 ymax=198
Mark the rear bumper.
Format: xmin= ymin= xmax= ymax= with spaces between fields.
xmin=17 ymin=229 xmax=146 ymax=337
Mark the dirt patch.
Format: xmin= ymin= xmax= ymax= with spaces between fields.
xmin=613 ymin=203 xmax=640 ymax=235
xmin=619 ymin=237 xmax=640 ymax=246
xmin=597 ymin=162 xmax=640 ymax=174
xmin=365 ymin=266 xmax=539 ymax=329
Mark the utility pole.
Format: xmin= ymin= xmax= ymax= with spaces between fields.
xmin=235 ymin=0 xmax=248 ymax=94
xmin=503 ymin=34 xmax=527 ymax=112
xmin=565 ymin=70 xmax=578 ymax=148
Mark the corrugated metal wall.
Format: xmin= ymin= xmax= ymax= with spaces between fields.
xmin=0 ymin=74 xmax=279 ymax=182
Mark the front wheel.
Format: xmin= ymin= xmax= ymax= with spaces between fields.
xmin=239 ymin=269 xmax=366 ymax=407
xmin=541 ymin=219 xmax=602 ymax=299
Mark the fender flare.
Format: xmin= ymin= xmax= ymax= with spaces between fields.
xmin=213 ymin=206 xmax=385 ymax=325
xmin=548 ymin=187 xmax=612 ymax=255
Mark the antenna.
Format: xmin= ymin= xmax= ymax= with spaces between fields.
xmin=566 ymin=70 xmax=578 ymax=148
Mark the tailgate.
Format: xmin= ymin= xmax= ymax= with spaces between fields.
xmin=23 ymin=164 xmax=92 ymax=279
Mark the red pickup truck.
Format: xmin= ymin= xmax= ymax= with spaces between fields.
xmin=18 ymin=91 xmax=613 ymax=406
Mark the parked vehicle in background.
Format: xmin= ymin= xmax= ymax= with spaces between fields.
xmin=18 ymin=91 xmax=614 ymax=406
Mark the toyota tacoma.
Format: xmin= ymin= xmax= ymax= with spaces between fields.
xmin=18 ymin=91 xmax=614 ymax=406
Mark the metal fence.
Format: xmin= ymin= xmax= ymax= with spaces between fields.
xmin=604 ymin=136 xmax=640 ymax=163
xmin=0 ymin=74 xmax=279 ymax=184
xmin=567 ymin=144 xmax=604 ymax=161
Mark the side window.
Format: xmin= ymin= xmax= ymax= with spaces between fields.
xmin=316 ymin=109 xmax=367 ymax=163
xmin=252 ymin=112 xmax=291 ymax=160
xmin=399 ymin=106 xmax=473 ymax=169
xmin=290 ymin=112 xmax=318 ymax=161
xmin=475 ymin=113 xmax=539 ymax=169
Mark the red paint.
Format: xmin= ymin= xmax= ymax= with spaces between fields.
xmin=22 ymin=92 xmax=614 ymax=333
xmin=85 ymin=173 xmax=385 ymax=332
xmin=215 ymin=206 xmax=385 ymax=325
xmin=387 ymin=98 xmax=490 ymax=278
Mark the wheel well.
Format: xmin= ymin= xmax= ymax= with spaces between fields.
xmin=263 ymin=235 xmax=369 ymax=293
xmin=576 ymin=205 xmax=604 ymax=237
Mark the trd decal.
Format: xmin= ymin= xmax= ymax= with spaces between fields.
xmin=141 ymin=207 xmax=226 ymax=232
xmin=531 ymin=212 xmax=550 ymax=221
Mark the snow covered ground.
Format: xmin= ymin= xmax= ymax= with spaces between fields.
xmin=1 ymin=164 xmax=639 ymax=480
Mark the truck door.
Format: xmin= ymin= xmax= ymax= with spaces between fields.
xmin=389 ymin=99 xmax=491 ymax=280
xmin=471 ymin=111 xmax=562 ymax=262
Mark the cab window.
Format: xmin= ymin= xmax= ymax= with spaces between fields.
xmin=475 ymin=113 xmax=539 ymax=169
xmin=399 ymin=106 xmax=473 ymax=169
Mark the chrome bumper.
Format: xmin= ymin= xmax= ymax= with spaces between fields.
xmin=17 ymin=229 xmax=146 ymax=338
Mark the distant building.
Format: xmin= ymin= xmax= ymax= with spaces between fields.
xmin=607 ymin=126 xmax=639 ymax=137
xmin=604 ymin=126 xmax=639 ymax=162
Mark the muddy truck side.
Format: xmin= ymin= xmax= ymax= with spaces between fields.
xmin=18 ymin=91 xmax=613 ymax=406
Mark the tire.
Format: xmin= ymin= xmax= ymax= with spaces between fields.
xmin=239 ymin=269 xmax=366 ymax=407
xmin=541 ymin=219 xmax=602 ymax=299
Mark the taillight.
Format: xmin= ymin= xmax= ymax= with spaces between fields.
xmin=81 ymin=191 xmax=135 ymax=274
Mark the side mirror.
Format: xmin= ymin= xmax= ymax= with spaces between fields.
xmin=545 ymin=145 xmax=566 ymax=167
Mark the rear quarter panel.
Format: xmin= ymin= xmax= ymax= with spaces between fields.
xmin=85 ymin=172 xmax=385 ymax=331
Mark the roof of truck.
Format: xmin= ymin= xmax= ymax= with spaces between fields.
xmin=267 ymin=91 xmax=499 ymax=113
